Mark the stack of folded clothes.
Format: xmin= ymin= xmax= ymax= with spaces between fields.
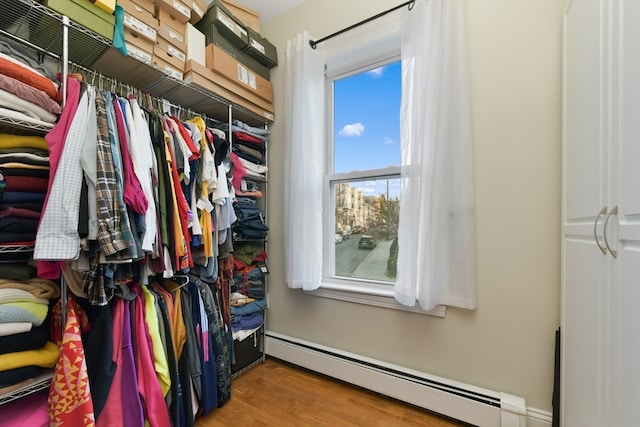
xmin=0 ymin=269 xmax=60 ymax=396
xmin=0 ymin=134 xmax=49 ymax=259
xmin=219 ymin=120 xmax=269 ymax=182
xmin=230 ymin=242 xmax=267 ymax=342
xmin=0 ymin=36 xmax=61 ymax=127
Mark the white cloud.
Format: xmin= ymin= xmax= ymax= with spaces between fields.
xmin=367 ymin=67 xmax=385 ymax=78
xmin=383 ymin=137 xmax=394 ymax=145
xmin=355 ymin=186 xmax=377 ymax=195
xmin=339 ymin=122 xmax=365 ymax=137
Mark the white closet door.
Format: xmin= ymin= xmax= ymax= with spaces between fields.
xmin=609 ymin=2 xmax=640 ymax=425
xmin=562 ymin=240 xmax=609 ymax=427
xmin=563 ymin=0 xmax=608 ymax=222
xmin=562 ymin=1 xmax=610 ymax=426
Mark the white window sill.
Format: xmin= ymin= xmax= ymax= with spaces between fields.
xmin=304 ymin=278 xmax=447 ymax=317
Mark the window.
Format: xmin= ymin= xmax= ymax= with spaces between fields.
xmin=286 ymin=4 xmax=472 ymax=315
xmin=325 ymin=60 xmax=401 ymax=287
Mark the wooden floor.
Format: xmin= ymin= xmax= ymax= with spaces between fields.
xmin=195 ymin=357 xmax=468 ymax=427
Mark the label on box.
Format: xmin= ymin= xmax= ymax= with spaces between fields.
xmin=192 ymin=2 xmax=203 ymax=17
xmin=162 ymin=65 xmax=183 ymax=80
xmin=126 ymin=43 xmax=152 ymax=64
xmin=216 ymin=9 xmax=247 ymax=38
xmin=249 ymin=38 xmax=266 ymax=55
xmin=167 ymin=45 xmax=186 ymax=62
xmin=173 ymin=0 xmax=191 ymax=18
xmin=124 ymin=15 xmax=157 ymax=41
xmin=236 ymin=64 xmax=257 ymax=90
xmin=167 ymin=28 xmax=185 ymax=44
xmin=216 ymin=9 xmax=235 ymax=31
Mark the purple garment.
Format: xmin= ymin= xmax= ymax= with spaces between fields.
xmin=121 ymin=299 xmax=144 ymax=426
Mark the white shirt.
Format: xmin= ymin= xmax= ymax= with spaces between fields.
xmin=34 ymin=87 xmax=91 ymax=260
xmin=128 ymin=99 xmax=158 ymax=253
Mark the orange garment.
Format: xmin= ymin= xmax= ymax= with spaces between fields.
xmin=165 ymin=281 xmax=187 ymax=361
xmin=190 ymin=117 xmax=213 ymax=258
xmin=0 ymin=57 xmax=58 ymax=100
xmin=163 ymin=126 xmax=193 ymax=271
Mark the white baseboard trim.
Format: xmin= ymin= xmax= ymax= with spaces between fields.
xmin=526 ymin=408 xmax=553 ymax=427
xmin=265 ymin=331 xmax=552 ymax=427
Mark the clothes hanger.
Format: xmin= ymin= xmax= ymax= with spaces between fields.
xmin=173 ymin=274 xmax=190 ymax=289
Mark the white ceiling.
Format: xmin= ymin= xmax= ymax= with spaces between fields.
xmin=232 ymin=0 xmax=304 ymax=24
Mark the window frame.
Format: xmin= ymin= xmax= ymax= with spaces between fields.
xmin=307 ymin=37 xmax=445 ymax=317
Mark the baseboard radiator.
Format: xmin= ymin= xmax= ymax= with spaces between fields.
xmin=266 ymin=331 xmax=551 ymax=427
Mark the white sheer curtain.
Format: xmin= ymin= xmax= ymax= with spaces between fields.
xmin=395 ymin=0 xmax=477 ymax=311
xmin=283 ymin=32 xmax=325 ymax=290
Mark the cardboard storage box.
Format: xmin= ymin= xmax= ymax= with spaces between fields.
xmin=125 ymin=42 xmax=153 ymax=65
xmin=198 ymin=23 xmax=269 ymax=80
xmin=186 ymin=23 xmax=206 ymax=66
xmin=155 ymin=0 xmax=191 ymax=24
xmin=157 ymin=7 xmax=188 ymax=35
xmin=157 ymin=21 xmax=187 ymax=51
xmin=153 ymin=54 xmax=184 ymax=80
xmin=124 ymin=26 xmax=155 ymax=55
xmin=155 ymin=36 xmax=187 ymax=71
xmin=119 ymin=0 xmax=154 ymax=13
xmin=118 ymin=0 xmax=156 ymax=24
xmin=205 ymin=43 xmax=272 ymax=103
xmin=244 ymin=28 xmax=277 ymax=69
xmin=42 ymin=0 xmax=115 ymax=41
xmin=184 ymin=60 xmax=274 ymax=122
xmin=123 ymin=13 xmax=157 ymax=42
xmin=190 ymin=0 xmax=207 ymax=24
xmin=220 ymin=0 xmax=259 ymax=32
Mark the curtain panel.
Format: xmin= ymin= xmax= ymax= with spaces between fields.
xmin=283 ymin=32 xmax=325 ymax=291
xmin=395 ymin=0 xmax=477 ymax=311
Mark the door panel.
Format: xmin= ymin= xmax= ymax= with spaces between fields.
xmin=562 ymin=238 xmax=608 ymax=427
xmin=563 ymin=0 xmax=606 ymax=223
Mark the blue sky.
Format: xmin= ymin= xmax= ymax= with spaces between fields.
xmin=334 ymin=60 xmax=401 ymax=198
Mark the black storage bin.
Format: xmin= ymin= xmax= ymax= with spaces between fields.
xmin=244 ymin=27 xmax=278 ymax=69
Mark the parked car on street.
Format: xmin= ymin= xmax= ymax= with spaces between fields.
xmin=358 ymin=235 xmax=377 ymax=250
xmin=335 ymin=233 xmax=343 ymax=244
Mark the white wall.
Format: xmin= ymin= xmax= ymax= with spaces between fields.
xmin=260 ymin=0 xmax=563 ymax=413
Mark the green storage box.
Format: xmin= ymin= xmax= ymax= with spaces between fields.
xmin=196 ymin=2 xmax=248 ymax=51
xmin=41 ymin=0 xmax=115 ymax=42
xmin=244 ymin=27 xmax=277 ymax=69
xmin=31 ymin=0 xmax=113 ymax=67
xmin=199 ymin=23 xmax=269 ymax=80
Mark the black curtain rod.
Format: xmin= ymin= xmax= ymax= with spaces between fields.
xmin=309 ymin=0 xmax=415 ymax=49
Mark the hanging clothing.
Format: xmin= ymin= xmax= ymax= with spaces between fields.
xmin=34 ymin=85 xmax=91 ymax=261
xmin=47 ymin=296 xmax=95 ymax=426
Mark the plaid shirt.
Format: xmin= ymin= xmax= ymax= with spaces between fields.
xmin=95 ymin=91 xmax=127 ymax=256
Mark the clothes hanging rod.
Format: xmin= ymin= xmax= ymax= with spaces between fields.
xmin=309 ymin=0 xmax=415 ymax=49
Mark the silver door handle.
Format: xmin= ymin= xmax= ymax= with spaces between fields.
xmin=594 ymin=206 xmax=607 ymax=254
xmin=604 ymin=205 xmax=618 ymax=258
